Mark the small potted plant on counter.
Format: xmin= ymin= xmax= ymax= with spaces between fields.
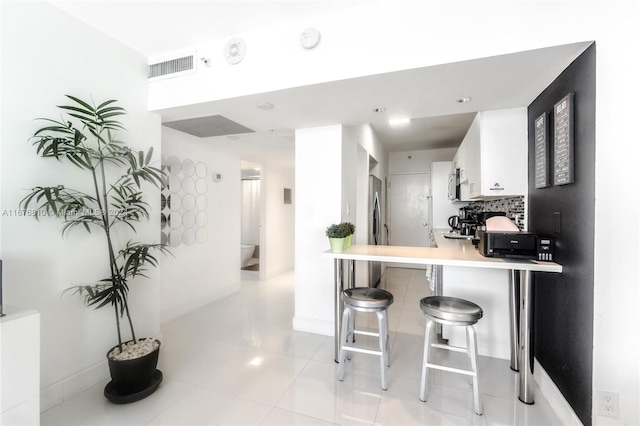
xmin=341 ymin=222 xmax=355 ymax=247
xmin=326 ymin=223 xmax=350 ymax=252
xmin=20 ymin=95 xmax=171 ymax=403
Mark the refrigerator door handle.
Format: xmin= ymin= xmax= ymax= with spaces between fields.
xmin=372 ymin=192 xmax=381 ymax=245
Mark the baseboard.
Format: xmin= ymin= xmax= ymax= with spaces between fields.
xmin=263 ymin=266 xmax=294 ymax=280
xmin=534 ymin=358 xmax=583 ymax=425
xmin=292 ymin=316 xmax=334 ymax=336
xmin=160 ymin=283 xmax=241 ymax=323
xmin=40 ymin=359 xmax=109 ymax=412
xmin=41 ymin=333 xmax=164 ymax=413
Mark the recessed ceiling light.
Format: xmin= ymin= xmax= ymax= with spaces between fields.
xmin=389 ymin=117 xmax=410 ymax=127
xmin=456 ymin=97 xmax=472 ymax=103
xmin=256 ymin=102 xmax=274 ymax=110
xmin=373 ymin=107 xmax=386 ymax=113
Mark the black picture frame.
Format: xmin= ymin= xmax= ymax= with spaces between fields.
xmin=534 ymin=111 xmax=550 ymax=189
xmin=553 ymin=93 xmax=575 ymax=186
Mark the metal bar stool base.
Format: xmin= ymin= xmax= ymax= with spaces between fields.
xmin=337 ymin=287 xmax=393 ymax=391
xmin=419 ymin=296 xmax=483 ymax=416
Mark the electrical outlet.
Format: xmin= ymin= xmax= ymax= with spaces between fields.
xmin=598 ymin=390 xmax=619 ymax=418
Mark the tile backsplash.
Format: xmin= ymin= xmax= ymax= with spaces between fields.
xmin=469 ymin=196 xmax=526 ymax=230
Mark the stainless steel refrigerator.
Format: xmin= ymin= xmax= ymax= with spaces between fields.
xmin=368 ymin=175 xmax=382 ymax=287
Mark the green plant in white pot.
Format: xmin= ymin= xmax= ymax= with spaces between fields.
xmin=20 ymin=95 xmax=170 ymax=403
xmin=341 ymin=222 xmax=355 ymax=247
xmin=326 ymin=223 xmax=350 ymax=252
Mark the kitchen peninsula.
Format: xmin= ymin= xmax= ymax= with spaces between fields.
xmin=323 ymin=239 xmax=561 ymax=404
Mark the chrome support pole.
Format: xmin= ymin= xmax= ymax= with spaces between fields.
xmin=509 ymin=270 xmax=520 ymax=371
xmin=334 ymin=258 xmax=344 ymax=362
xmin=518 ymin=270 xmax=535 ymax=404
xmin=334 ymin=258 xmax=357 ymax=362
xmin=348 ymin=259 xmax=356 ymax=291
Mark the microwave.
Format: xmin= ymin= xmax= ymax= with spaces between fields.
xmin=448 ymin=168 xmax=462 ymax=201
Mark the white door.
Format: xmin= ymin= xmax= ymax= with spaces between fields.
xmin=389 ymin=173 xmax=431 ymax=247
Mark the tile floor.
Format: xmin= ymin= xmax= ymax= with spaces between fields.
xmin=41 ymin=268 xmax=562 ymax=425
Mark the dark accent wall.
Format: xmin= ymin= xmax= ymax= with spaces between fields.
xmin=528 ymin=43 xmax=595 ymax=425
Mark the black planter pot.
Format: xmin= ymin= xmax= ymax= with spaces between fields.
xmin=104 ymin=339 xmax=163 ymax=404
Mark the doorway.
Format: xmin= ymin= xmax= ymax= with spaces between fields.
xmin=388 ymin=173 xmax=431 ymax=247
xmin=241 ymin=161 xmax=261 ymax=272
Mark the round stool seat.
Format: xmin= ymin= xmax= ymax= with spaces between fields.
xmin=420 ymin=296 xmax=483 ymax=324
xmin=342 ymin=287 xmax=394 ymax=309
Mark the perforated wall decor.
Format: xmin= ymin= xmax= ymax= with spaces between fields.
xmin=161 ymin=156 xmax=209 ymax=247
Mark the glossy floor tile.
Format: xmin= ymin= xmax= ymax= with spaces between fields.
xmin=41 ymin=268 xmax=561 ymax=425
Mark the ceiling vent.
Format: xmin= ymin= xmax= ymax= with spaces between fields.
xmin=163 ymin=115 xmax=255 ymax=138
xmin=149 ymin=53 xmax=196 ymax=81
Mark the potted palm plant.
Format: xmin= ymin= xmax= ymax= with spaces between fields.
xmin=20 ymin=95 xmax=170 ymax=403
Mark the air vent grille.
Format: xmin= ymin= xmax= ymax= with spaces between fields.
xmin=149 ymin=55 xmax=195 ymax=79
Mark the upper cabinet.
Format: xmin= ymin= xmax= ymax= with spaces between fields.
xmin=457 ymin=108 xmax=527 ymax=200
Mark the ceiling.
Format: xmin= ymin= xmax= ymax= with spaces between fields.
xmin=49 ymin=1 xmax=591 ymax=164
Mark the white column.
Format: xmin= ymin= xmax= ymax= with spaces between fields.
xmin=293 ymin=125 xmax=343 ymax=335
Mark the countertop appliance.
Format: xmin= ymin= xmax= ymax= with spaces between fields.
xmin=448 ymin=168 xmax=461 ymax=201
xmin=459 ymin=219 xmax=477 ymax=236
xmin=476 ymin=231 xmax=554 ymax=261
xmin=431 ymin=161 xmax=461 ymax=238
xmin=448 ymin=215 xmax=460 ymax=231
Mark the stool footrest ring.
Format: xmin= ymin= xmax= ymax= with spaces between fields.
xmin=431 ymin=342 xmax=468 ymax=354
xmin=353 ymin=330 xmax=381 ymax=338
xmin=341 ymin=346 xmax=384 ymax=357
xmin=425 ymin=362 xmax=476 ymax=377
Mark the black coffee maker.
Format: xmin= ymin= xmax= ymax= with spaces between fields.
xmin=458 ymin=206 xmax=478 ymax=236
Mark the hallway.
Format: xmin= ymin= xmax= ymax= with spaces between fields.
xmin=41 ymin=268 xmax=560 ymax=425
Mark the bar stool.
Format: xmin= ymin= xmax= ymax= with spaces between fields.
xmin=419 ymin=296 xmax=483 ymax=415
xmin=337 ymin=287 xmax=394 ymax=390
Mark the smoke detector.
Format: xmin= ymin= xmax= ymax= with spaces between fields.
xmin=224 ymin=37 xmax=246 ymax=64
xmin=300 ymin=27 xmax=321 ymax=49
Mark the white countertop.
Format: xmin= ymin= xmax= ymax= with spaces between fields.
xmin=323 ymin=230 xmax=562 ymax=273
xmin=0 ymin=305 xmax=39 ymax=323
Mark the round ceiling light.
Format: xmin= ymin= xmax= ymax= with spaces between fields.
xmin=456 ymin=97 xmax=472 ymax=103
xmin=300 ymin=27 xmax=321 ymax=49
xmin=373 ymin=107 xmax=386 ymax=113
xmin=256 ymin=102 xmax=274 ymax=110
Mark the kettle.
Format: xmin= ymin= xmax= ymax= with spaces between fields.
xmin=448 ymin=215 xmax=460 ymax=230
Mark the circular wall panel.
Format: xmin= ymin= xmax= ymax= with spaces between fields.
xmin=166 ymin=156 xmax=182 ymax=174
xmin=182 ymin=159 xmax=195 ymax=176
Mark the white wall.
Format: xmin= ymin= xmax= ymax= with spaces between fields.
xmin=0 ymin=1 xmax=161 ymax=409
xmin=160 ymin=127 xmax=241 ymax=322
xmin=262 ymin=163 xmax=295 ymax=279
xmin=388 ymin=148 xmax=457 ymax=174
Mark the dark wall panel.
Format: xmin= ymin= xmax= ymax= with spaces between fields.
xmin=528 ymin=43 xmax=596 ymax=425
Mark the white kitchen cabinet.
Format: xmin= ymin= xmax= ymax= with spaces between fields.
xmin=441 ymin=265 xmax=511 ymax=359
xmin=1 ymin=307 xmax=40 ymax=426
xmin=459 ymin=108 xmax=528 ymax=199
